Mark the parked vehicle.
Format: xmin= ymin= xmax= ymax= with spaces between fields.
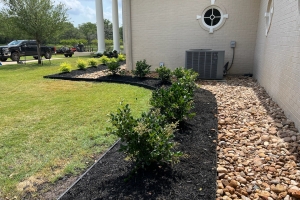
xmin=56 ymin=46 xmax=75 ymax=57
xmin=0 ymin=40 xmax=56 ymax=61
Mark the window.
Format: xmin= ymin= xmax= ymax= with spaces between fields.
xmin=29 ymin=41 xmax=37 ymax=45
xmin=197 ymin=5 xmax=228 ymax=34
xmin=265 ymin=0 xmax=274 ymax=36
xmin=204 ymin=8 xmax=221 ymax=27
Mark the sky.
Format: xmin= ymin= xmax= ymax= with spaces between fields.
xmin=0 ymin=0 xmax=123 ymax=27
xmin=58 ymin=0 xmax=123 ymax=27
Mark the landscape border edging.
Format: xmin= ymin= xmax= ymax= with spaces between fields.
xmin=56 ymin=139 xmax=120 ymax=200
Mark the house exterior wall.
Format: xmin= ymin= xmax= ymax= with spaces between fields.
xmin=254 ymin=0 xmax=300 ymax=130
xmin=128 ymin=0 xmax=260 ymax=74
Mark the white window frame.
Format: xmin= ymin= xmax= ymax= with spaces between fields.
xmin=197 ymin=4 xmax=228 ymax=34
xmin=265 ymin=0 xmax=274 ymax=36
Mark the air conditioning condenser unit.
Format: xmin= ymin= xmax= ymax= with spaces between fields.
xmin=185 ymin=50 xmax=224 ymax=79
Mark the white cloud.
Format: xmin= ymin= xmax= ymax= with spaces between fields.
xmin=0 ymin=0 xmax=122 ymax=27
xmin=55 ymin=0 xmax=96 ymax=25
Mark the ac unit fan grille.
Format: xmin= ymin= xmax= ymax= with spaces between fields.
xmin=185 ymin=50 xmax=224 ymax=79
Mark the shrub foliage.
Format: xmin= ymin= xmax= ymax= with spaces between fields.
xmin=172 ymin=67 xmax=185 ymax=79
xmin=76 ymin=59 xmax=87 ymax=70
xmin=99 ymin=55 xmax=110 ymax=65
xmin=59 ymin=62 xmax=72 ymax=73
xmin=87 ymin=58 xmax=98 ymax=67
xmin=117 ymin=54 xmax=126 ymax=62
xmin=156 ymin=65 xmax=172 ymax=83
xmin=107 ymin=58 xmax=120 ymax=75
xmin=106 ymin=64 xmax=198 ymax=171
xmin=132 ymin=59 xmax=151 ymax=78
xmin=107 ymin=104 xmax=182 ymax=169
xmin=150 ymin=68 xmax=198 ymax=122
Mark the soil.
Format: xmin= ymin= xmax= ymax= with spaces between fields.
xmin=43 ymin=65 xmax=218 ymax=200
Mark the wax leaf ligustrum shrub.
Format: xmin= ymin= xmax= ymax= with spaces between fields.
xmin=107 ymin=104 xmax=182 ymax=169
xmin=156 ymin=65 xmax=172 ymax=83
xmin=132 ymin=59 xmax=151 ymax=78
xmin=150 ymin=68 xmax=198 ymax=122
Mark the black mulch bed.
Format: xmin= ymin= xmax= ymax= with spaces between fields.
xmin=44 ymin=65 xmax=171 ymax=90
xmin=45 ymin=66 xmax=218 ymax=200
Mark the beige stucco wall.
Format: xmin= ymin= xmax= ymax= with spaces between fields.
xmin=127 ymin=0 xmax=260 ymax=74
xmin=254 ymin=0 xmax=300 ymax=130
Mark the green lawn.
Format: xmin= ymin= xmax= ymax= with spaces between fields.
xmin=0 ymin=57 xmax=151 ymax=198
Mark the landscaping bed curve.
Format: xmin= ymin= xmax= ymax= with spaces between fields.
xmin=43 ymin=65 xmax=218 ymax=200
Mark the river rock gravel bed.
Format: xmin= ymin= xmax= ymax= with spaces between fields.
xmin=199 ymin=77 xmax=300 ymax=200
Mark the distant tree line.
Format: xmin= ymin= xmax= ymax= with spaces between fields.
xmin=0 ymin=12 xmax=123 ymax=46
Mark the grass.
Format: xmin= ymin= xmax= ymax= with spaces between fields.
xmin=0 ymin=56 xmax=152 ymax=198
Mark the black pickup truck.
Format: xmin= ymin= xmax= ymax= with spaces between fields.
xmin=0 ymin=40 xmax=56 ymax=61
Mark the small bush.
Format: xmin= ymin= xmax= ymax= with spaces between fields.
xmin=172 ymin=67 xmax=185 ymax=79
xmin=107 ymin=104 xmax=182 ymax=169
xmin=59 ymin=62 xmax=72 ymax=73
xmin=112 ymin=50 xmax=118 ymax=58
xmin=117 ymin=54 xmax=126 ymax=62
xmin=76 ymin=59 xmax=87 ymax=70
xmin=103 ymin=50 xmax=117 ymax=58
xmin=150 ymin=75 xmax=197 ymax=122
xmin=87 ymin=58 xmax=98 ymax=67
xmin=108 ymin=57 xmax=118 ymax=63
xmin=178 ymin=69 xmax=198 ymax=94
xmin=132 ymin=59 xmax=151 ymax=78
xmin=107 ymin=59 xmax=120 ymax=75
xmin=95 ymin=53 xmax=103 ymax=58
xmin=156 ymin=66 xmax=172 ymax=83
xmin=99 ymin=55 xmax=110 ymax=65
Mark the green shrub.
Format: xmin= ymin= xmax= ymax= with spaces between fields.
xmin=87 ymin=58 xmax=98 ymax=67
xmin=107 ymin=59 xmax=120 ymax=75
xmin=112 ymin=50 xmax=119 ymax=58
xmin=132 ymin=59 xmax=151 ymax=78
xmin=103 ymin=50 xmax=117 ymax=58
xmin=105 ymin=39 xmax=113 ymax=46
xmin=76 ymin=59 xmax=87 ymax=70
xmin=156 ymin=66 xmax=172 ymax=83
xmin=108 ymin=57 xmax=118 ymax=63
xmin=117 ymin=54 xmax=126 ymax=62
xmin=99 ymin=55 xmax=110 ymax=65
xmin=107 ymin=104 xmax=182 ymax=169
xmin=95 ymin=53 xmax=103 ymax=58
xmin=172 ymin=67 xmax=185 ymax=79
xmin=59 ymin=62 xmax=72 ymax=73
xmin=178 ymin=69 xmax=198 ymax=94
xmin=150 ymin=76 xmax=197 ymax=123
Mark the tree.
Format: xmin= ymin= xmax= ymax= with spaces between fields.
xmin=104 ymin=19 xmax=113 ymax=40
xmin=0 ymin=12 xmax=29 ymax=44
xmin=119 ymin=25 xmax=123 ymax=40
xmin=60 ymin=22 xmax=83 ymax=40
xmin=78 ymin=22 xmax=97 ymax=46
xmin=1 ymin=0 xmax=69 ymax=64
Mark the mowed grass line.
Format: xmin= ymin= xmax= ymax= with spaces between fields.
xmin=0 ymin=57 xmax=151 ymax=198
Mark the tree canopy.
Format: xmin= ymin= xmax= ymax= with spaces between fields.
xmin=0 ymin=0 xmax=123 ymax=54
xmin=1 ymin=0 xmax=69 ymax=63
xmin=78 ymin=22 xmax=97 ymax=45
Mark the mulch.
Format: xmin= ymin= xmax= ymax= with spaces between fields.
xmin=44 ymin=65 xmax=218 ymax=200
